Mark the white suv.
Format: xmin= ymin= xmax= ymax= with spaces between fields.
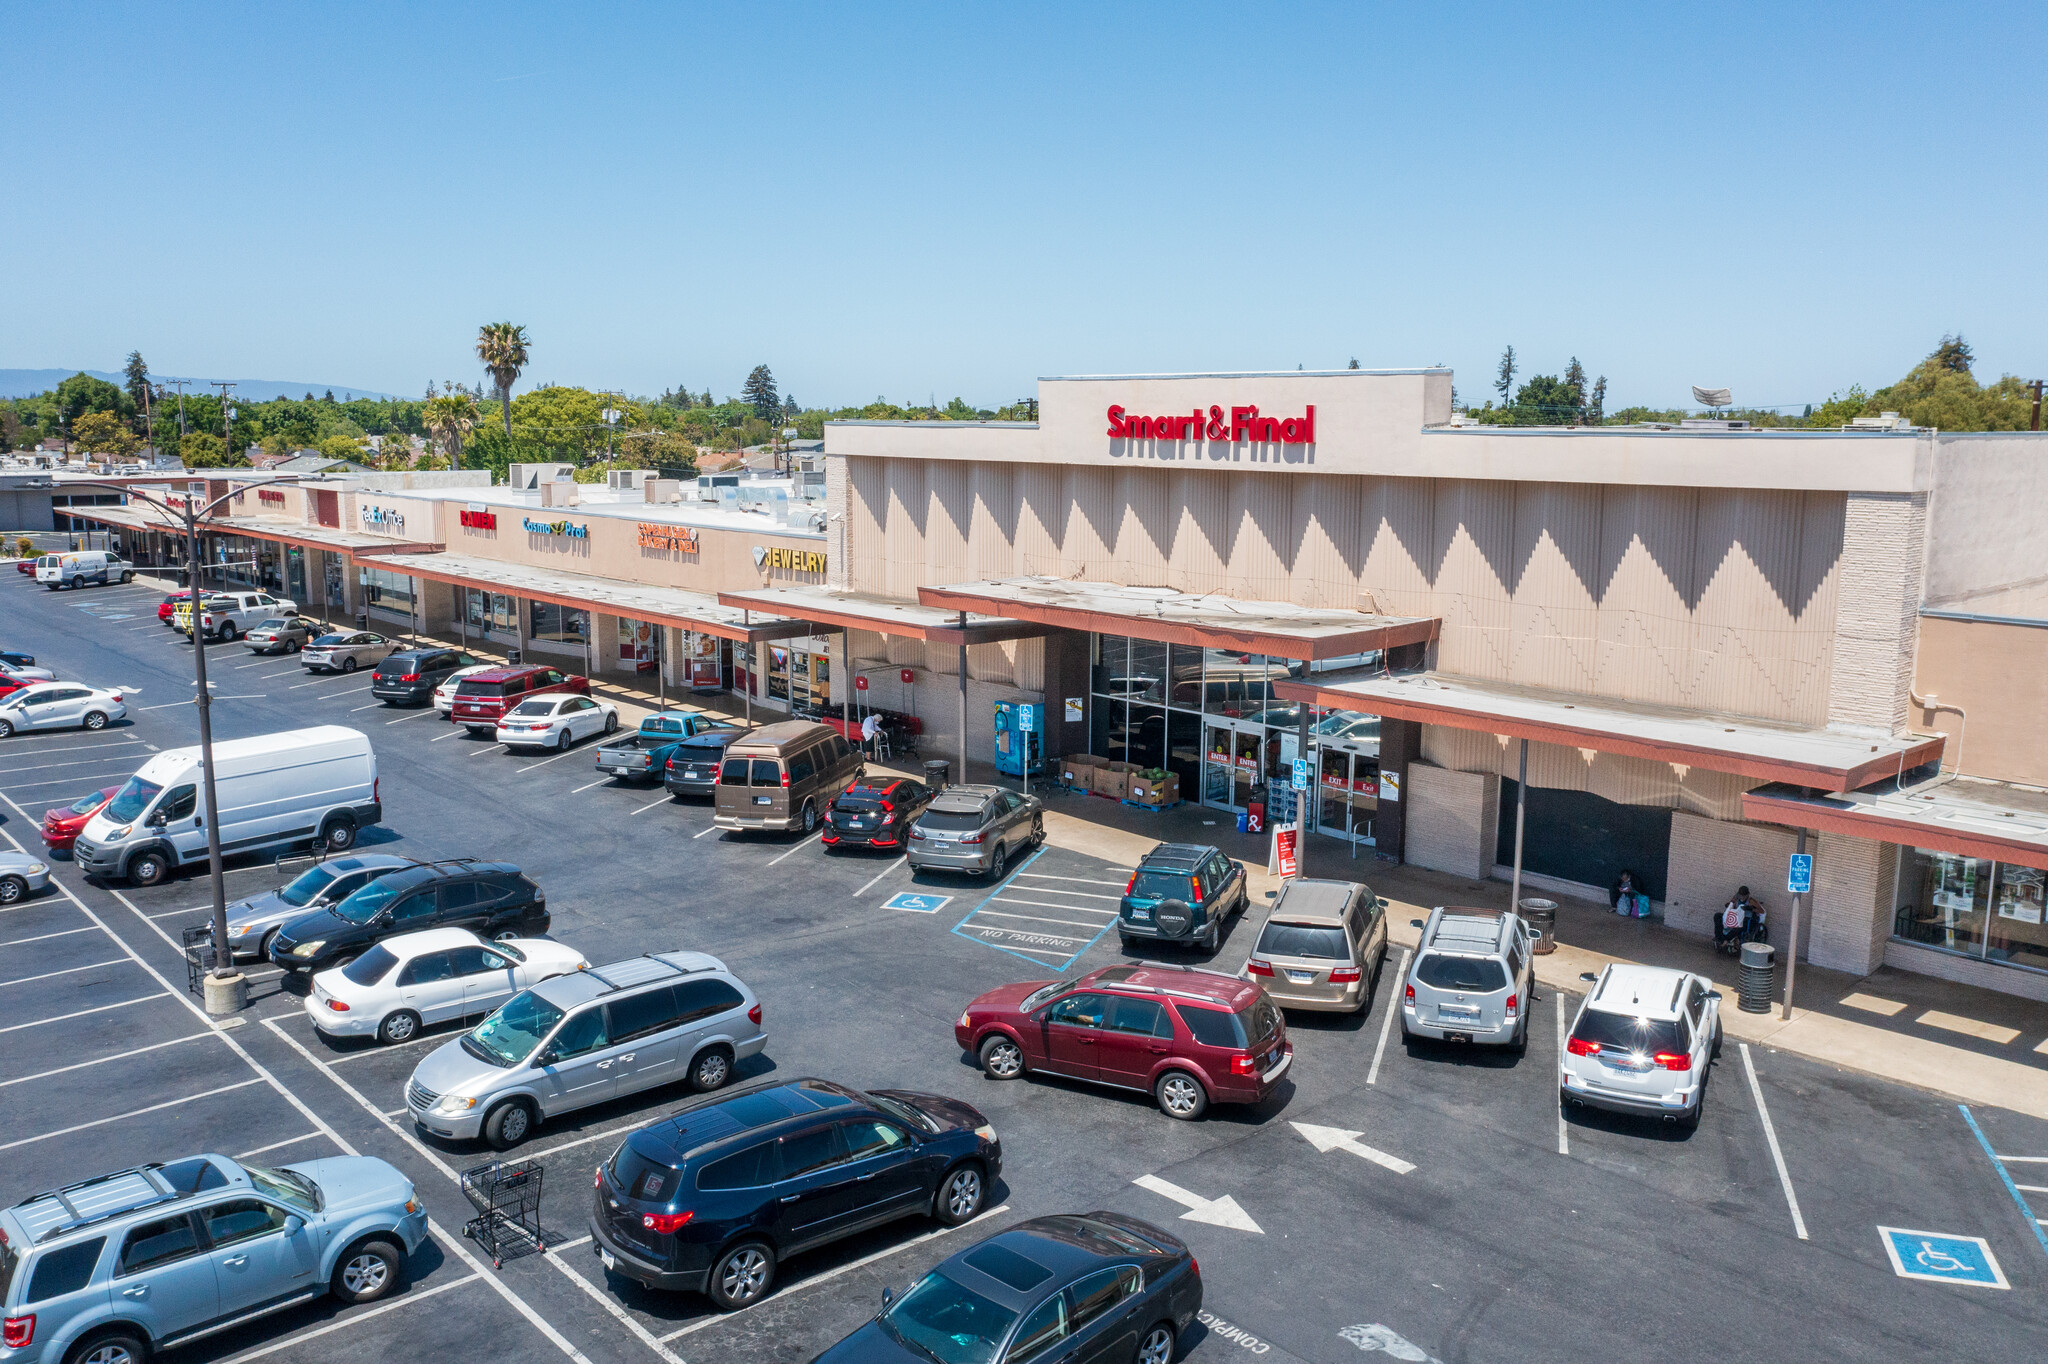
xmin=1560 ymin=963 xmax=1722 ymax=1129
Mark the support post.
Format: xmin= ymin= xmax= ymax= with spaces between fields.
xmin=957 ymin=612 xmax=969 ymax=783
xmin=1782 ymin=828 xmax=1808 ymax=1020
xmin=1509 ymin=738 xmax=1529 ymax=913
xmin=1295 ymin=702 xmax=1311 ymax=879
xmin=840 ymin=628 xmax=851 ymax=754
xmin=186 ymin=513 xmax=233 ymax=1004
xmin=741 ymin=615 xmax=752 ymax=731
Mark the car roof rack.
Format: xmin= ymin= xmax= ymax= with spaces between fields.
xmin=14 ymin=1165 xmax=179 ymax=1243
xmin=578 ymin=953 xmax=707 ymax=995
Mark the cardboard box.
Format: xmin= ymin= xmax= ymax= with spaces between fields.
xmin=1061 ymin=754 xmax=1107 ymax=790
xmin=1095 ymin=760 xmax=1139 ymax=799
xmin=1127 ymin=771 xmax=1181 ymax=807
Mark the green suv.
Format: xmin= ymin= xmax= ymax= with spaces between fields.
xmin=1116 ymin=843 xmax=1249 ymax=952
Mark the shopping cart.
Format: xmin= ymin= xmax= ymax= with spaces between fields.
xmin=460 ymin=1159 xmax=545 ymax=1268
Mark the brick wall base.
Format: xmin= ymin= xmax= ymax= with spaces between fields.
xmin=1405 ymin=763 xmax=1498 ymax=881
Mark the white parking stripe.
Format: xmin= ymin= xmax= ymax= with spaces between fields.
xmin=991 ymin=896 xmax=1117 ymax=917
xmin=975 ymin=909 xmax=1110 ymax=932
xmin=523 ymin=1124 xmax=643 ymax=1163
xmin=323 ymin=684 xmax=375 ymax=697
xmin=0 ymin=771 xmax=139 ymax=789
xmin=0 ymin=1078 xmax=262 ymax=1150
xmin=0 ymin=755 xmax=143 ymax=774
xmin=235 ymin=1132 xmax=324 ymax=1158
xmin=571 ymin=778 xmax=610 ymax=793
xmin=1013 ymin=873 xmax=1126 ymax=887
xmin=853 ymin=856 xmax=908 ymax=898
xmin=137 ymin=699 xmax=194 ymax=711
xmin=469 ymin=742 xmax=508 ymax=756
xmin=1739 ymin=1043 xmax=1809 ymax=1240
xmin=768 ymin=832 xmax=824 ymax=866
xmin=692 ymin=824 xmax=719 ymax=838
xmin=0 ymin=925 xmax=97 ymax=947
xmin=212 ymin=1272 xmax=485 ymax=1364
xmin=147 ymin=904 xmax=212 ymax=918
xmin=431 ymin=729 xmax=465 ymax=742
xmin=1000 ymin=884 xmax=1122 ymax=900
xmin=513 ymin=744 xmax=587 ymax=772
xmin=0 ymin=957 xmax=127 ymax=988
xmin=543 ymin=1250 xmax=690 ymax=1364
xmin=0 ymin=994 xmax=165 ymax=1032
xmin=1555 ymin=989 xmax=1569 ymax=1155
xmin=348 ymin=702 xmax=384 ymax=712
xmin=0 ymin=1032 xmax=214 ymax=1088
xmin=1368 ymin=949 xmax=1409 ymax=1087
xmin=953 ymin=934 xmax=1071 ymax=960
xmin=0 ymin=738 xmax=142 ymax=756
xmin=629 ymin=796 xmax=671 ymax=816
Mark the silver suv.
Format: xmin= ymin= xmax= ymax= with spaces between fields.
xmin=1399 ymin=906 xmax=1536 ymax=1050
xmin=905 ymin=784 xmax=1044 ymax=879
xmin=1560 ymin=964 xmax=1722 ymax=1129
xmin=406 ymin=951 xmax=767 ymax=1150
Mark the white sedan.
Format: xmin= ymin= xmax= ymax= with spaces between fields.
xmin=0 ymin=682 xmax=127 ymax=738
xmin=495 ymin=694 xmax=619 ymax=751
xmin=306 ymin=928 xmax=588 ymax=1044
xmin=435 ymin=663 xmax=500 ymax=714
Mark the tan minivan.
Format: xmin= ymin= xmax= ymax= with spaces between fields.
xmin=712 ymin=720 xmax=864 ymax=834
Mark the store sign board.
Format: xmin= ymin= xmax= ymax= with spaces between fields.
xmin=460 ymin=508 xmax=498 ymax=530
xmin=1107 ymin=403 xmax=1315 ymax=446
xmin=759 ymin=545 xmax=826 ymax=574
xmin=638 ymin=522 xmax=699 ymax=552
xmin=522 ymin=517 xmax=589 ymax=538
xmin=360 ymin=505 xmax=405 ymax=533
xmin=258 ymin=489 xmax=286 ymax=506
xmin=1787 ymin=853 xmax=1812 ymax=895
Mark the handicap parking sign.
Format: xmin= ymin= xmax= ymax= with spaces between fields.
xmin=882 ymin=892 xmax=952 ymax=914
xmin=1877 ymin=1227 xmax=2008 ymax=1289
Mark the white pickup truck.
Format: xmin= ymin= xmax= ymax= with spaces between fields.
xmin=177 ymin=590 xmax=299 ymax=642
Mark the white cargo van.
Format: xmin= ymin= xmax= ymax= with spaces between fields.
xmin=72 ymin=726 xmax=382 ymax=887
xmin=35 ymin=551 xmax=134 ymax=588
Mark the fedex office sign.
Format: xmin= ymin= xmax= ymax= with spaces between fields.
xmin=1105 ymin=403 xmax=1316 ymax=464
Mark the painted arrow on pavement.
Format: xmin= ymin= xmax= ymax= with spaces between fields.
xmin=1291 ymin=1122 xmax=1416 ymax=1175
xmin=1131 ymin=1175 xmax=1263 ymax=1233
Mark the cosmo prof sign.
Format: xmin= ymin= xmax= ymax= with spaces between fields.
xmin=1105 ymin=402 xmax=1316 ymax=463
xmin=522 ymin=516 xmax=589 ymax=539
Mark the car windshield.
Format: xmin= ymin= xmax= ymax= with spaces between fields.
xmin=1414 ymin=953 xmax=1508 ymax=993
xmin=919 ymin=808 xmax=988 ymax=832
xmin=509 ymin=699 xmax=557 ymax=717
xmin=278 ymin=864 xmax=342 ymax=908
xmin=1573 ymin=1008 xmax=1688 ymax=1056
xmin=1256 ymin=922 xmax=1350 ymax=960
xmin=313 ymin=634 xmax=348 ymax=646
xmin=329 ymin=878 xmax=404 ymax=924
xmin=1130 ymin=870 xmax=1193 ymax=901
xmin=868 ymin=1092 xmax=939 ymax=1133
xmin=465 ymin=990 xmax=566 ymax=1066
xmin=105 ymin=775 xmax=163 ymax=823
xmin=67 ymin=789 xmax=109 ymax=815
xmin=1020 ymin=981 xmax=1065 ymax=1011
xmin=241 ymin=1163 xmax=321 ymax=1214
xmin=878 ymin=1270 xmax=1018 ymax=1364
xmin=342 ymin=943 xmax=400 ymax=986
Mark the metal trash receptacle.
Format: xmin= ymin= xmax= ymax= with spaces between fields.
xmin=923 ymin=758 xmax=950 ymax=790
xmin=1739 ymin=941 xmax=1776 ymax=1013
xmin=506 ymin=647 xmax=522 ymax=665
xmin=1519 ymin=898 xmax=1558 ymax=954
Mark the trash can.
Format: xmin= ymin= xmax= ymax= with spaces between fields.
xmin=1519 ymin=898 xmax=1558 ymax=954
xmin=355 ymin=611 xmax=369 ymax=631
xmin=923 ymin=758 xmax=950 ymax=790
xmin=506 ymin=647 xmax=522 ymax=666
xmin=1739 ymin=941 xmax=1776 ymax=1013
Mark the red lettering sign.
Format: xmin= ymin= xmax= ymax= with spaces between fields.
xmin=1106 ymin=403 xmax=1314 ymax=445
xmin=258 ymin=489 xmax=286 ymax=506
xmin=459 ymin=509 xmax=497 ymax=531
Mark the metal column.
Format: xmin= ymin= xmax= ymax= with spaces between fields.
xmin=1782 ymin=828 xmax=1808 ymax=1020
xmin=957 ymin=611 xmax=969 ymax=782
xmin=1295 ymin=703 xmax=1311 ymax=879
xmin=840 ymin=629 xmax=851 ymax=755
xmin=1509 ymin=738 xmax=1529 ymax=912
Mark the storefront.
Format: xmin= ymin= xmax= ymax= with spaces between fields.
xmin=1894 ymin=850 xmax=2048 ymax=973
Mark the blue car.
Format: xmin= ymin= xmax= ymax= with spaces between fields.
xmin=0 ymin=1153 xmax=427 ymax=1364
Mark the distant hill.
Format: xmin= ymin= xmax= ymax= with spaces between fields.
xmin=0 ymin=369 xmax=401 ymax=402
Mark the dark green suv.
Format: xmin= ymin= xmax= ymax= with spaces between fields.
xmin=1117 ymin=842 xmax=1249 ymax=952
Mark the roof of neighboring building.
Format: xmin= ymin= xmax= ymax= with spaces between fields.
xmin=1744 ymin=775 xmax=2048 ymax=872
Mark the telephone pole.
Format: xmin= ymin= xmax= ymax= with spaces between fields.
xmin=161 ymin=378 xmax=191 ymax=437
xmin=2029 ymin=379 xmax=2043 ymax=432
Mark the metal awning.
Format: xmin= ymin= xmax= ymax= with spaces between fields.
xmin=205 ymin=516 xmax=440 ymax=557
xmin=915 ymin=576 xmax=1438 ymax=660
xmin=60 ymin=504 xmax=169 ymax=535
xmin=717 ymin=584 xmax=1049 ymax=644
xmin=1272 ymin=668 xmax=1945 ymax=792
xmin=391 ymin=552 xmax=808 ymax=643
xmin=1744 ymin=779 xmax=2048 ymax=870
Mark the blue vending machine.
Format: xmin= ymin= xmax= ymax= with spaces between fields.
xmin=993 ymin=701 xmax=1044 ymax=778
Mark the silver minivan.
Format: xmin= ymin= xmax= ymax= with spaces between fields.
xmin=1398 ymin=906 xmax=1537 ymax=1050
xmin=406 ymin=951 xmax=768 ymax=1150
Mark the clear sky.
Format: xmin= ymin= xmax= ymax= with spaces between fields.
xmin=7 ymin=2 xmax=2043 ymax=412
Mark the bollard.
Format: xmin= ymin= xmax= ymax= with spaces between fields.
xmin=1738 ymin=941 xmax=1776 ymax=1013
xmin=202 ymin=971 xmax=248 ymax=1017
xmin=1519 ymin=897 xmax=1559 ymax=955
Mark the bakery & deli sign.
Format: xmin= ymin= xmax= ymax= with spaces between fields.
xmin=1105 ymin=402 xmax=1316 ymax=462
xmin=638 ymin=523 xmax=699 ymax=553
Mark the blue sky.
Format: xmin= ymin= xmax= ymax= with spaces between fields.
xmin=7 ymin=2 xmax=2043 ymax=411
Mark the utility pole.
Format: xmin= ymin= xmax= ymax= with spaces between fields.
xmin=163 ymin=378 xmax=191 ymax=437
xmin=210 ymin=382 xmax=236 ymax=461
xmin=2029 ymin=379 xmax=2043 ymax=432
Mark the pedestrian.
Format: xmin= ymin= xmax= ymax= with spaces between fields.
xmin=860 ymin=710 xmax=881 ymax=759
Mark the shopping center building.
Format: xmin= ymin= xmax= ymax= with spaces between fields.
xmin=68 ymin=369 xmax=2048 ymax=1000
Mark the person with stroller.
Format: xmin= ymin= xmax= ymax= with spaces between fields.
xmin=1716 ymin=886 xmax=1767 ymax=952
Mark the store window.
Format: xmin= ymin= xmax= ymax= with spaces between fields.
xmin=464 ymin=589 xmax=517 ymax=638
xmin=618 ymin=618 xmax=658 ymax=672
xmin=1894 ymin=850 xmax=2048 ymax=973
xmin=362 ymin=567 xmax=415 ymax=613
xmin=530 ymin=601 xmax=588 ymax=645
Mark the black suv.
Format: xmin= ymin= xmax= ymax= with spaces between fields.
xmin=823 ymin=776 xmax=937 ymax=851
xmin=268 ymin=859 xmax=547 ymax=972
xmin=590 ymin=1077 xmax=1001 ymax=1310
xmin=1117 ymin=843 xmax=1249 ymax=951
xmin=373 ymin=647 xmax=483 ymax=706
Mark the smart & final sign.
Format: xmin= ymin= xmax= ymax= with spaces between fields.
xmin=1107 ymin=403 xmax=1315 ymax=446
xmin=638 ymin=522 xmax=699 ymax=553
xmin=522 ymin=516 xmax=589 ymax=539
xmin=760 ymin=546 xmax=826 ymax=574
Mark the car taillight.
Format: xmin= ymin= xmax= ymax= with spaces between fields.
xmin=1191 ymin=882 xmax=1203 ymax=905
xmin=327 ymin=998 xmax=349 ymax=1011
xmin=1230 ymin=1053 xmax=1257 ymax=1076
xmin=1245 ymin=959 xmax=1273 ymax=977
xmin=1189 ymin=1256 xmax=1200 ymax=1280
xmin=594 ymin=1166 xmax=603 ymax=1188
xmin=960 ymin=832 xmax=983 ymax=843
xmin=1566 ymin=1036 xmax=1600 ymax=1057
xmin=400 ymin=673 xmax=420 ymax=682
xmin=1404 ymin=983 xmax=1415 ymax=1002
xmin=642 ymin=1211 xmax=693 ymax=1234
xmin=1653 ymin=1052 xmax=1691 ymax=1071
xmin=4 ymin=1314 xmax=34 ymax=1348
xmin=748 ymin=1003 xmax=762 ymax=1025
xmin=373 ymin=778 xmax=379 ymax=803
xmin=1329 ymin=966 xmax=1361 ymax=984
xmin=1504 ymin=993 xmax=1518 ymax=1014
xmin=108 ymin=692 xmax=122 ymax=703
xmin=1125 ymin=873 xmax=1137 ymax=894
xmin=780 ymin=769 xmax=790 ymax=788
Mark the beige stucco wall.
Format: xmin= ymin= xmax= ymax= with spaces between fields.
xmin=1664 ymin=812 xmax=1801 ymax=941
xmin=1912 ymin=615 xmax=2048 ymax=788
xmin=1403 ymin=763 xmax=1498 ymax=880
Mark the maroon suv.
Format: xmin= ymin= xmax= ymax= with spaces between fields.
xmin=955 ymin=962 xmax=1291 ymax=1120
xmin=449 ymin=664 xmax=590 ymax=733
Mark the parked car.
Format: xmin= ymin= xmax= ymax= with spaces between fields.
xmin=307 ymin=927 xmax=589 ymax=1045
xmin=712 ymin=720 xmax=865 ymax=835
xmin=588 ymin=1077 xmax=1000 ymax=1309
xmin=0 ymin=648 xmax=35 ymax=667
xmin=662 ymin=728 xmax=750 ymax=799
xmin=811 ymin=1213 xmax=1200 ymax=1364
xmin=433 ymin=662 xmax=500 ymax=714
xmin=0 ymin=1152 xmax=427 ymax=1364
xmin=904 ymin=784 xmax=1043 ymax=879
xmin=1399 ymin=906 xmax=1538 ymax=1050
xmin=41 ymin=785 xmax=119 ymax=853
xmin=371 ymin=647 xmax=484 ymax=706
xmin=301 ymin=630 xmax=399 ymax=674
xmin=1115 ymin=843 xmax=1249 ymax=952
xmin=175 ymin=591 xmax=297 ymax=641
xmin=74 ymin=727 xmax=379 ymax=888
xmin=1242 ymin=878 xmax=1388 ymax=1013
xmin=35 ymin=550 xmax=133 ymax=588
xmin=0 ymin=658 xmax=56 ymax=683
xmin=496 ymin=694 xmax=620 ymax=751
xmin=13 ymin=557 xmax=34 ymax=575
xmin=157 ymin=589 xmax=193 ymax=625
xmin=406 ymin=950 xmax=766 ymax=1150
xmin=1560 ymin=963 xmax=1723 ymax=1129
xmin=0 ymin=683 xmax=127 ymax=739
xmin=956 ymin=961 xmax=1291 ymax=1120
xmin=824 ymin=777 xmax=938 ymax=852
xmin=243 ymin=615 xmax=316 ymax=655
xmin=594 ymin=710 xmax=737 ymax=782
xmin=222 ymin=853 xmax=414 ymax=962
xmin=0 ymin=850 xmax=51 ymax=906
xmin=0 ymin=677 xmax=34 ymax=704
xmin=450 ymin=665 xmax=589 ymax=735
xmin=267 ymin=859 xmax=548 ymax=975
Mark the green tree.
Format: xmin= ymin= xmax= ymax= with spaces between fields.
xmin=475 ymin=323 xmax=530 ymax=438
xmin=122 ymin=352 xmax=150 ymax=411
xmin=72 ymin=410 xmax=139 ymax=458
xmin=742 ymin=365 xmax=779 ymax=422
xmin=179 ymin=431 xmax=237 ymax=467
xmin=1494 ymin=346 xmax=1517 ymax=407
xmin=55 ymin=372 xmax=131 ymax=426
xmin=317 ymin=434 xmax=366 ymax=464
xmin=423 ymin=392 xmax=481 ymax=470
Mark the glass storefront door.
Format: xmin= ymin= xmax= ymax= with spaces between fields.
xmin=1202 ymin=721 xmax=1265 ymax=811
xmin=1316 ymin=746 xmax=1379 ymax=846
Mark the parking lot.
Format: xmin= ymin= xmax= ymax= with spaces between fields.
xmin=6 ymin=576 xmax=2048 ymax=1362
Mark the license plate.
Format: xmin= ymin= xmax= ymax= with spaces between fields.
xmin=600 ymin=1249 xmax=615 ymax=1271
xmin=1286 ymin=970 xmax=1314 ymax=983
xmin=754 ymin=795 xmax=771 ymax=805
xmin=1130 ymin=909 xmax=1151 ymax=920
xmin=1439 ymin=1004 xmax=1479 ymax=1018
xmin=612 ymin=767 xmax=629 ymax=775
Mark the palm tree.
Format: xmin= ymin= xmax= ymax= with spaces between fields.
xmin=422 ymin=393 xmax=479 ymax=471
xmin=475 ymin=323 xmax=530 ymax=438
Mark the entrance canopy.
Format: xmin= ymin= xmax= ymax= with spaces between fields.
xmin=207 ymin=514 xmax=440 ymax=557
xmin=718 ymin=584 xmax=1048 ymax=645
xmin=916 ymin=576 xmax=1437 ymax=661
xmin=1273 ymin=667 xmax=1944 ymax=793
xmin=1745 ymin=778 xmax=2048 ymax=871
xmin=397 ymin=552 xmax=810 ymax=644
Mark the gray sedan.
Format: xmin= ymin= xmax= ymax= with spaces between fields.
xmin=245 ymin=615 xmax=317 ymax=655
xmin=905 ymin=783 xmax=1044 ymax=879
xmin=0 ymin=850 xmax=51 ymax=905
xmin=222 ymin=853 xmax=414 ymax=961
xmin=302 ymin=630 xmax=401 ymax=674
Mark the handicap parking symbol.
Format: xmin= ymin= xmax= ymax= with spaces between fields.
xmin=1877 ymin=1227 xmax=2008 ymax=1289
xmin=882 ymin=892 xmax=952 ymax=914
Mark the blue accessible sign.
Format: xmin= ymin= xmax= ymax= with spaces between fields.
xmin=1017 ymin=704 xmax=1036 ymax=732
xmin=1877 ymin=1227 xmax=2008 ymax=1289
xmin=1788 ymin=852 xmax=1813 ymax=895
xmin=882 ymin=892 xmax=953 ymax=914
xmin=1291 ymin=757 xmax=1310 ymax=790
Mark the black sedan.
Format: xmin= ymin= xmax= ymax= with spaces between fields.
xmin=824 ymin=777 xmax=937 ymax=851
xmin=662 ymin=728 xmax=749 ymax=798
xmin=810 ymin=1213 xmax=1200 ymax=1364
xmin=0 ymin=649 xmax=34 ymax=668
xmin=266 ymin=860 xmax=548 ymax=972
xmin=591 ymin=1077 xmax=1001 ymax=1310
